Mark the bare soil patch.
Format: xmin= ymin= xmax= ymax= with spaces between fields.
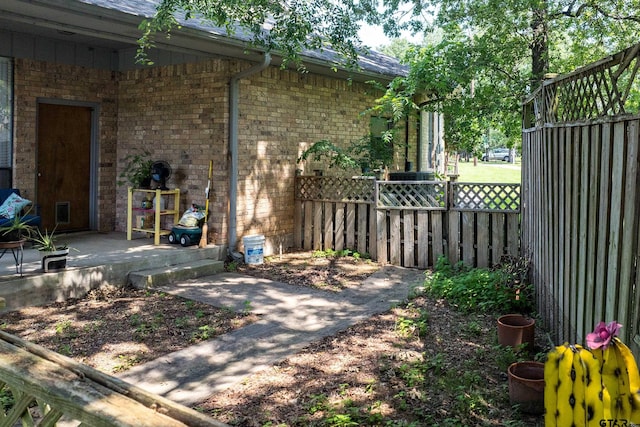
xmin=235 ymin=251 xmax=381 ymax=291
xmin=197 ymin=293 xmax=542 ymax=426
xmin=0 ymin=287 xmax=258 ymax=374
xmin=0 ymin=251 xmax=542 ymax=425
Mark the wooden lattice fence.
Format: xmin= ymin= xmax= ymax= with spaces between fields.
xmin=522 ymin=42 xmax=640 ymax=358
xmin=294 ymin=176 xmax=520 ymax=268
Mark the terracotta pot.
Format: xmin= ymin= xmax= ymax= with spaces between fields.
xmin=507 ymin=361 xmax=545 ymax=414
xmin=497 ymin=314 xmax=535 ymax=351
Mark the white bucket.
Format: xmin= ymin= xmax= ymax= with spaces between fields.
xmin=243 ymin=234 xmax=265 ymax=265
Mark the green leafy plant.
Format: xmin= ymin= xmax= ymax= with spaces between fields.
xmin=58 ymin=344 xmax=72 ymax=356
xmin=112 ymin=354 xmax=141 ymax=373
xmin=191 ymin=324 xmax=214 ymax=341
xmin=0 ymin=213 xmax=34 ymax=241
xmin=224 ymin=260 xmax=239 ymax=272
xmin=30 ymin=226 xmax=71 ymax=252
xmin=117 ymin=150 xmax=153 ymax=188
xmin=424 ymin=256 xmax=533 ymax=314
xmin=55 ymin=320 xmax=74 ymax=336
xmin=0 ymin=388 xmax=14 ymax=412
xmin=350 ymin=132 xmax=399 ymax=173
xmin=297 ymin=139 xmax=359 ymax=170
xmin=297 ymin=132 xmax=401 ymax=175
xmin=134 ymin=322 xmax=155 ymax=340
xmin=242 ymin=300 xmax=253 ymax=314
xmin=311 ymin=248 xmax=370 ymax=261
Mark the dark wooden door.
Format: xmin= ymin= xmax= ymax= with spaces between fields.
xmin=37 ymin=104 xmax=92 ymax=232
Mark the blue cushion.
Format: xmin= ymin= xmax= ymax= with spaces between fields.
xmin=0 ymin=189 xmax=41 ymax=228
xmin=0 ymin=189 xmax=20 ymax=203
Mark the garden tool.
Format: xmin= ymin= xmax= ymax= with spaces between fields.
xmin=199 ymin=160 xmax=212 ymax=248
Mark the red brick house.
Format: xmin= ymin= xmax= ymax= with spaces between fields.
xmin=0 ymin=0 xmax=436 ymax=257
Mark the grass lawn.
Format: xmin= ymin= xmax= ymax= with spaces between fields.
xmin=455 ymin=159 xmax=522 ymax=183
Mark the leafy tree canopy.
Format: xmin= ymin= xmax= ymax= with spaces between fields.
xmin=136 ymin=0 xmax=435 ymax=68
xmin=372 ymin=1 xmax=640 ymax=155
xmin=138 ymin=1 xmax=640 ymax=157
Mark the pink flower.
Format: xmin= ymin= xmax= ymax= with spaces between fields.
xmin=586 ymin=321 xmax=622 ymax=350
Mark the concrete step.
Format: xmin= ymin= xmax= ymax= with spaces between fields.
xmin=128 ymin=259 xmax=225 ymax=289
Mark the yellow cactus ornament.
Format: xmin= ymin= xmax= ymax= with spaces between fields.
xmin=544 ymin=321 xmax=640 ymax=426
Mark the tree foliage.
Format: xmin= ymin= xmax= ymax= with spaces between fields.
xmin=371 ymin=1 xmax=640 ymax=156
xmin=428 ymin=0 xmax=640 ymax=83
xmin=136 ymin=0 xmax=434 ymax=68
xmin=138 ymin=1 xmax=640 ymax=157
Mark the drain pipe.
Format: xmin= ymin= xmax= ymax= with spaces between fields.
xmin=228 ymin=52 xmax=271 ymax=260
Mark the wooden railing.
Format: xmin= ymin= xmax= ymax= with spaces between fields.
xmin=0 ymin=330 xmax=227 ymax=427
xmin=294 ymin=176 xmax=521 ymax=268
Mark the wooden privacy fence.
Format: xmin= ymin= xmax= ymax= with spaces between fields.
xmin=522 ymin=42 xmax=640 ymax=358
xmin=293 ymin=176 xmax=520 ymax=269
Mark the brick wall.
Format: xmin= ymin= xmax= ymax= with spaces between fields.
xmin=117 ymin=60 xmax=230 ymax=243
xmin=13 ymin=58 xmax=118 ymax=231
xmin=14 ymin=56 xmax=396 ymax=254
xmin=117 ymin=59 xmax=386 ymax=254
xmin=233 ymin=66 xmax=384 ymax=253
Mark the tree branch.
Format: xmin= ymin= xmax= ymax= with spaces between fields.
xmin=550 ymin=2 xmax=640 ymax=24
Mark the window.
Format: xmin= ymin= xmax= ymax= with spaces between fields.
xmin=0 ymin=57 xmax=12 ymax=188
xmin=365 ymin=116 xmax=395 ymax=171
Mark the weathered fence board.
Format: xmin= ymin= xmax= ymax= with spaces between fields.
xmin=390 ymin=210 xmax=401 ymax=265
xmin=491 ymin=214 xmax=505 ymax=265
xmin=295 ymin=177 xmax=520 ymax=268
xmin=313 ymin=201 xmax=323 ymax=250
xmin=618 ymin=120 xmax=639 ymax=335
xmin=376 ymin=210 xmax=387 ymax=263
xmin=448 ymin=211 xmax=460 ymax=263
xmin=335 ymin=203 xmax=345 ymax=251
xmin=358 ymin=204 xmax=367 ymax=254
xmin=303 ymin=201 xmax=312 ymax=250
xmin=323 ymin=201 xmax=333 ymax=251
xmin=523 ymin=99 xmax=640 ymax=358
xmin=432 ymin=213 xmax=444 ymax=261
xmin=461 ymin=211 xmax=474 ymax=266
xmin=346 ymin=204 xmax=356 ymax=249
xmin=417 ymin=211 xmax=429 ymax=268
xmin=522 ymin=43 xmax=640 ymax=360
xmin=403 ymin=211 xmax=415 ymax=268
xmin=476 ymin=213 xmax=489 ymax=268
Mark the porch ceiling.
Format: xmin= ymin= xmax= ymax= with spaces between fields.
xmin=0 ymin=0 xmax=405 ymax=82
xmin=0 ymin=0 xmax=252 ymax=60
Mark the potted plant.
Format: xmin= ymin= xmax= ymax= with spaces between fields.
xmin=0 ymin=214 xmax=34 ymax=242
xmin=31 ymin=226 xmax=73 ymax=272
xmin=297 ymin=133 xmax=400 ymax=179
xmin=117 ymin=150 xmax=153 ymax=188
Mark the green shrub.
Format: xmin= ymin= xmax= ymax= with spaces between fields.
xmin=424 ymin=256 xmax=533 ymax=314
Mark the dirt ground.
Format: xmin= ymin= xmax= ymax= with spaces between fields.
xmin=0 ymin=251 xmax=542 ymax=426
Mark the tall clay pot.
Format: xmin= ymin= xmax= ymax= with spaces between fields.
xmin=507 ymin=361 xmax=545 ymax=414
xmin=497 ymin=314 xmax=535 ymax=352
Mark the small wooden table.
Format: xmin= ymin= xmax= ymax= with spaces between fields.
xmin=0 ymin=240 xmax=25 ymax=276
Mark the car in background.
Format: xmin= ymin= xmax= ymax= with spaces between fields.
xmin=482 ymin=148 xmax=511 ymax=162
